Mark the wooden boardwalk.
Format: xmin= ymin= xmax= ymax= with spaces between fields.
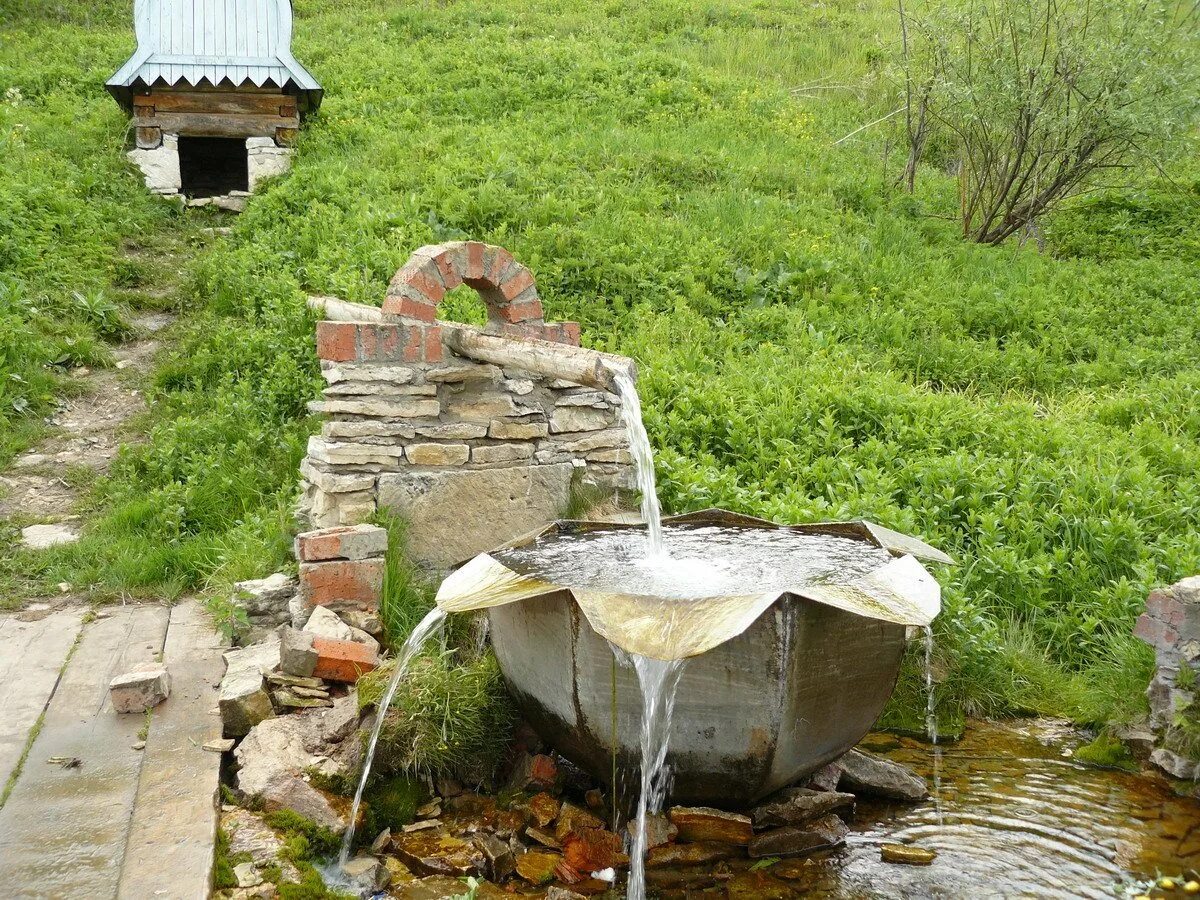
xmin=0 ymin=602 xmax=224 ymax=899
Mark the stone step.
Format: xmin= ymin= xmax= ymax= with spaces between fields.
xmin=0 ymin=605 xmax=170 ymax=896
xmin=0 ymin=609 xmax=86 ymax=787
xmin=118 ymin=600 xmax=227 ymax=899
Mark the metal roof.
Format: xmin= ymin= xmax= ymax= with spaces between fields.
xmin=106 ymin=0 xmax=322 ymax=111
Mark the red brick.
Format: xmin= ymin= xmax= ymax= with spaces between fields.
xmin=311 ymin=637 xmax=379 ymax=683
xmin=402 ymin=327 xmax=424 ymax=362
xmin=393 ymin=261 xmax=446 ymax=303
xmin=299 ymin=558 xmax=384 ymax=610
xmin=296 ymin=524 xmax=388 ymax=562
xmin=464 ymin=241 xmax=487 ymax=280
xmin=483 ymin=247 xmax=515 ymax=286
xmin=499 ymin=266 xmax=536 ymax=301
xmin=315 ymin=321 xmax=357 ymax=362
xmin=498 ymin=298 xmax=543 ymax=324
xmin=558 ymin=321 xmax=581 ymax=345
xmin=423 ymin=325 xmax=444 ymax=362
xmin=414 ymin=245 xmax=463 ymax=291
xmin=397 ymin=294 xmax=438 ymax=323
xmin=376 ymin=324 xmax=402 ymax=360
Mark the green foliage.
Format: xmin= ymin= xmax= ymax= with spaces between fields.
xmin=358 ymin=651 xmax=517 ymax=786
xmin=1073 ymin=734 xmax=1137 ymax=772
xmin=277 ymin=864 xmax=353 ymax=900
xmin=2 ymin=0 xmax=1198 ymax=730
xmin=212 ymin=828 xmax=241 ymax=891
xmin=362 ymin=775 xmax=427 ymax=834
xmin=377 ymin=514 xmax=437 ymax=648
xmin=263 ymin=809 xmax=341 ymax=861
xmin=898 ymin=0 xmax=1200 ymax=242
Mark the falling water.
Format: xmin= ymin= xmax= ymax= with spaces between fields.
xmin=612 ymin=371 xmax=664 ymax=557
xmin=337 ymin=606 xmax=447 ymax=867
xmin=923 ymin=625 xmax=944 ymax=825
xmin=623 ymin=652 xmax=686 ymax=900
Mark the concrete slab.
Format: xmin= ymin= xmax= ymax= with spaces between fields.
xmin=118 ymin=601 xmax=227 ymax=900
xmin=0 ymin=610 xmax=86 ymax=786
xmin=0 ymin=605 xmax=169 ymax=897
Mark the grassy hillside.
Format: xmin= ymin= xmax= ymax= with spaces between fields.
xmin=2 ymin=0 xmax=1198 ymax=727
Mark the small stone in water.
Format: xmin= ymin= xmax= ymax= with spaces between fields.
xmin=584 ymin=788 xmax=605 ymax=811
xmin=668 ymin=806 xmax=753 ymax=845
xmin=625 ymin=812 xmax=676 ymax=849
xmin=751 ymin=786 xmax=855 ymax=828
xmin=748 ymin=814 xmax=848 ymax=858
xmin=647 ymin=841 xmax=741 ymax=868
xmin=402 ymin=819 xmax=441 ymax=833
xmin=526 ymin=791 xmax=560 ymax=827
xmin=1184 ymin=880 xmax=1200 ymax=894
xmin=415 ymin=799 xmax=443 ymax=818
xmin=881 ymin=843 xmax=937 ymax=865
xmin=515 ymin=850 xmax=561 ymax=884
xmin=370 ymin=827 xmax=391 ymax=853
xmin=525 ymin=826 xmax=561 ymax=850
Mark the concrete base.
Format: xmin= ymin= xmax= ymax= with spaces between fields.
xmin=127 ymin=133 xmax=291 ymax=201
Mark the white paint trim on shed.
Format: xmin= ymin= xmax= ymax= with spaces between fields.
xmin=106 ymin=0 xmax=322 ymax=111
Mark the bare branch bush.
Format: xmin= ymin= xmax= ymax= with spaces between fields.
xmin=898 ymin=0 xmax=1200 ymax=244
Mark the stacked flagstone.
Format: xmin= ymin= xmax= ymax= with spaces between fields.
xmin=1134 ymin=575 xmax=1200 ymax=779
xmin=298 ymin=241 xmax=635 ymax=567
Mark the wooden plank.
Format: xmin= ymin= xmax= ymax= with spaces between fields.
xmin=0 ymin=606 xmax=170 ymax=897
xmin=0 ymin=610 xmax=85 ymax=787
xmin=134 ymin=89 xmax=288 ymax=116
xmin=118 ymin=601 xmax=227 ymax=900
xmin=133 ymin=110 xmax=299 ymax=139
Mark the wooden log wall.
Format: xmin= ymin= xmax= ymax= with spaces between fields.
xmin=133 ymin=89 xmax=299 ymax=149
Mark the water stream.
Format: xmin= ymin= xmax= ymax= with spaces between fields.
xmin=923 ymin=625 xmax=944 ymax=825
xmin=623 ymin=653 xmax=686 ymax=900
xmin=337 ymin=606 xmax=447 ymax=867
xmin=613 ymin=370 xmax=664 ymax=557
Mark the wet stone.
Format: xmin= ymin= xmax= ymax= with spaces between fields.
xmin=837 ymin=748 xmax=928 ymax=800
xmin=342 ymin=855 xmax=389 ymax=892
xmin=806 ymin=761 xmax=843 ymax=792
xmin=747 ymin=814 xmax=848 ymax=858
xmin=668 ymin=806 xmax=753 ymax=845
xmin=526 ymin=791 xmax=561 ymax=827
xmin=526 ymin=826 xmax=561 ymax=849
xmin=474 ymin=832 xmax=515 ymax=881
xmin=626 ymin=812 xmax=676 ymax=849
xmin=393 ymin=828 xmax=484 ymax=876
xmin=751 ymin=786 xmax=856 ymax=828
xmin=515 ymin=849 xmax=562 ymax=884
xmin=881 ymin=842 xmax=938 ymax=865
xmin=507 ymin=751 xmax=559 ymax=792
xmin=561 ymin=825 xmax=627 ymax=872
xmin=646 ymin=841 xmax=741 ymax=868
xmin=554 ymin=802 xmax=604 ymax=840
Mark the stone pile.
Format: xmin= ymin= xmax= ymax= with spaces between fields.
xmin=1134 ymin=574 xmax=1200 ymax=779
xmin=298 ymin=241 xmax=635 ymax=567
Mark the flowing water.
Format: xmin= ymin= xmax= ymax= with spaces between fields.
xmin=613 ymin=371 xmax=665 ymax=557
xmin=923 ymin=625 xmax=944 ymax=825
xmin=337 ymin=606 xmax=447 ymax=867
xmin=623 ymin=653 xmax=687 ymax=900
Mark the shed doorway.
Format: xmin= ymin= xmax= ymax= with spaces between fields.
xmin=178 ymin=136 xmax=248 ymax=197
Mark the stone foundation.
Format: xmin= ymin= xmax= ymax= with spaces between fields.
xmin=126 ymin=132 xmax=292 ymax=205
xmin=298 ymin=241 xmax=635 ymax=567
xmin=1134 ymin=575 xmax=1200 ymax=779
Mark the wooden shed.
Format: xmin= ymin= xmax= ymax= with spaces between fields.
xmin=106 ymin=0 xmax=322 ymax=202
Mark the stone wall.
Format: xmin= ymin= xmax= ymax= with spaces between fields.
xmin=1133 ymin=575 xmax=1200 ymax=779
xmin=126 ymin=133 xmax=292 ymax=205
xmin=298 ymin=241 xmax=634 ymax=567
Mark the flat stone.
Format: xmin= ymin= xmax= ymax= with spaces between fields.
xmin=751 ymin=787 xmax=855 ymax=828
xmin=747 ymin=814 xmax=848 ymax=858
xmin=838 ymin=749 xmax=928 ymax=800
xmin=219 ymin=638 xmax=280 ymax=738
xmin=550 ymin=429 xmax=626 ymax=453
xmin=475 ymin=832 xmax=515 ymax=881
xmin=204 ymin=738 xmax=236 ymax=753
xmin=668 ymin=806 xmax=753 ymax=845
xmin=378 ymin=463 xmax=574 ymax=567
xmin=279 ymin=627 xmax=318 ymax=677
xmin=1151 ymin=748 xmax=1199 ymax=780
xmin=295 ymin=524 xmax=388 ymax=562
xmin=881 ymin=843 xmax=937 ymax=865
xmin=343 ymin=855 xmax=388 ymax=892
xmin=109 ymin=665 xmax=171 ymax=713
xmin=626 ymin=812 xmax=676 ymax=849
xmin=308 ymin=437 xmax=406 ymax=466
xmin=488 ymin=419 xmax=549 ymax=440
xmin=550 ymin=407 xmax=613 ymax=433
xmin=20 ymin=523 xmax=79 ymax=550
xmin=322 ymin=421 xmax=416 ymax=442
xmin=272 ymin=689 xmax=332 ymax=709
xmin=234 ymin=861 xmax=263 ymax=887
xmin=415 ymin=423 xmax=489 ymax=440
xmin=303 ymin=606 xmax=380 ymax=654
xmin=405 ymin=443 xmax=470 ymax=466
xmin=325 ymin=381 xmax=437 ymax=397
xmin=393 ymin=829 xmax=484 ymax=876
xmin=308 ymin=397 xmax=440 ymax=419
xmin=266 ymin=672 xmax=325 ymax=689
xmin=322 ymin=363 xmax=415 ymax=385
xmin=471 ymin=443 xmax=535 ymax=464
xmin=646 ymin=841 xmax=740 ymax=868
xmin=447 ymin=392 xmax=519 ymax=420
xmin=514 ymin=849 xmax=561 ymax=884
xmin=806 ymin=761 xmax=843 ymax=792
xmin=425 ymin=363 xmax=502 ymax=383
xmin=232 ymin=573 xmax=296 ymax=624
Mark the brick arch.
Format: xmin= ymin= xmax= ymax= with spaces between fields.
xmin=381 ymin=241 xmax=577 ymax=345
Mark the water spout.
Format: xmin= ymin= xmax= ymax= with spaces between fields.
xmin=612 ymin=370 xmax=664 ymax=558
xmin=923 ymin=625 xmax=943 ymax=825
xmin=338 ymin=606 xmax=447 ymax=867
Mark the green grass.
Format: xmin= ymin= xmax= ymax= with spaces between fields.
xmin=1 ymin=0 xmax=1198 ymax=729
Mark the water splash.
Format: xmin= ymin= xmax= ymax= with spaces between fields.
xmin=622 ymin=652 xmax=686 ymax=900
xmin=338 ymin=606 xmax=447 ymax=867
xmin=612 ymin=371 xmax=664 ymax=557
xmin=923 ymin=625 xmax=943 ymax=825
